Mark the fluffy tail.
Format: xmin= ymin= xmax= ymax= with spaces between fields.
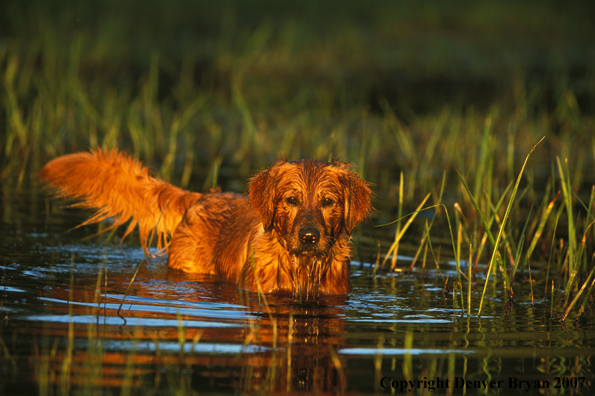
xmin=38 ymin=148 xmax=201 ymax=252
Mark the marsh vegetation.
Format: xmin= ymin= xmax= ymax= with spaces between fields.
xmin=1 ymin=0 xmax=595 ymax=394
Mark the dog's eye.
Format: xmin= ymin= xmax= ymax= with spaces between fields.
xmin=285 ymin=196 xmax=299 ymax=206
xmin=322 ymin=197 xmax=334 ymax=207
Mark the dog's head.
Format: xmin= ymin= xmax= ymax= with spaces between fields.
xmin=249 ymin=159 xmax=372 ymax=258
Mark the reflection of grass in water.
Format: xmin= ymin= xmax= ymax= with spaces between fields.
xmin=17 ymin=258 xmax=595 ymax=393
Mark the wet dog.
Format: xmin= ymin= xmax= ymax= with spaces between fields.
xmin=39 ymin=149 xmax=372 ymax=300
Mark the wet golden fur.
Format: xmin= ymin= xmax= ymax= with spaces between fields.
xmin=39 ymin=148 xmax=372 ymax=300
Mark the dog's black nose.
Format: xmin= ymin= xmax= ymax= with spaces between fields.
xmin=299 ymin=228 xmax=320 ymax=245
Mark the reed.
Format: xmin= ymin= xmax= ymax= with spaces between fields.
xmin=478 ymin=137 xmax=544 ymax=316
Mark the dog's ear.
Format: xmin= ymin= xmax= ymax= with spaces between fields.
xmin=249 ymin=165 xmax=279 ymax=232
xmin=340 ymin=169 xmax=372 ymax=235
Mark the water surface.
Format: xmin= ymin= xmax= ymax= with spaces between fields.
xmin=1 ymin=191 xmax=594 ymax=395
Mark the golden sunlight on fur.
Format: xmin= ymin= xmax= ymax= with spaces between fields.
xmin=39 ymin=148 xmax=372 ymax=301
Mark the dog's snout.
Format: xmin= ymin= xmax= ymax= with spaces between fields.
xmin=299 ymin=228 xmax=320 ymax=245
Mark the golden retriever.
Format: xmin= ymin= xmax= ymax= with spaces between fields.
xmin=39 ymin=148 xmax=371 ymax=301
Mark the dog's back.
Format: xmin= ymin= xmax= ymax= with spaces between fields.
xmin=38 ymin=148 xmax=200 ymax=251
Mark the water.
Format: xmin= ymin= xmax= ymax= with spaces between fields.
xmin=1 ymin=191 xmax=594 ymax=395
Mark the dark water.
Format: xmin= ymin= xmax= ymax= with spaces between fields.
xmin=1 ymin=191 xmax=594 ymax=395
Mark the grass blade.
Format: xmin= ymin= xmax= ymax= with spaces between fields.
xmin=478 ymin=136 xmax=545 ymax=317
xmin=378 ymin=192 xmax=431 ymax=269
